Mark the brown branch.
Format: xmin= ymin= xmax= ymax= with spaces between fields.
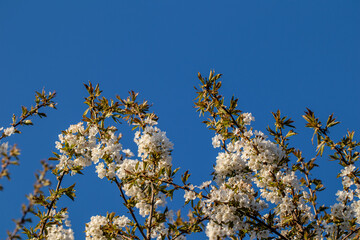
xmin=114 ymin=178 xmax=147 ymax=239
xmin=120 ymin=235 xmax=135 ymax=240
xmin=342 ymin=227 xmax=360 ymax=240
xmin=7 ymin=203 xmax=32 ymax=240
xmin=12 ymin=102 xmax=53 ymax=129
xmin=39 ymin=170 xmax=65 ymax=236
xmin=8 ymin=161 xmax=52 ymax=239
xmin=147 ymin=184 xmax=156 ymax=240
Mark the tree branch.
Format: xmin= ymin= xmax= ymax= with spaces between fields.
xmin=147 ymin=184 xmax=156 ymax=240
xmin=114 ymin=178 xmax=147 ymax=239
xmin=341 ymin=227 xmax=360 ymax=240
xmin=39 ymin=170 xmax=65 ymax=236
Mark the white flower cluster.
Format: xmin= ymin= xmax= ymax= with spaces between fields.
xmin=47 ymin=225 xmax=74 ymax=240
xmin=116 ymin=127 xmax=172 ymax=215
xmin=242 ymin=112 xmax=255 ymax=125
xmin=183 ymin=181 xmax=212 ymax=202
xmin=116 ymin=124 xmax=173 ymax=238
xmin=202 ymin=181 xmax=267 ymax=239
xmin=117 ymin=160 xmax=167 ymax=216
xmin=212 ymin=134 xmax=223 ymax=148
xmin=184 ymin=189 xmax=196 ymax=202
xmin=201 ymin=113 xmax=314 ymax=239
xmin=0 ymin=127 xmax=15 ymax=157
xmin=55 ymin=122 xmax=122 ymax=178
xmin=341 ymin=164 xmax=356 ymax=189
xmin=326 ymin=164 xmax=360 ymax=236
xmin=54 ymin=120 xmax=176 ymax=238
xmin=150 ymin=223 xmax=169 ymax=240
xmin=0 ymin=126 xmax=15 ymax=137
xmin=46 ymin=211 xmax=74 ymax=240
xmin=85 ymin=215 xmax=130 ymax=239
xmin=86 ymin=215 xmax=107 ymax=240
xmin=113 ymin=215 xmax=131 ymax=227
xmin=134 ymin=125 xmax=173 ymax=168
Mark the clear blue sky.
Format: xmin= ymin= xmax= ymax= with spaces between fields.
xmin=0 ymin=1 xmax=359 ymax=239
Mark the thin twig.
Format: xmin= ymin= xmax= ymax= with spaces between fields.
xmin=8 ymin=161 xmax=52 ymax=239
xmin=0 ymin=94 xmax=56 ymax=141
xmin=171 ymin=216 xmax=208 ymax=240
xmin=7 ymin=203 xmax=32 ymax=240
xmin=241 ymin=211 xmax=289 ymax=240
xmin=39 ymin=170 xmax=65 ymax=236
xmin=319 ymin=128 xmax=360 ymax=185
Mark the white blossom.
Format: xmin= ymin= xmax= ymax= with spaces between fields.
xmin=85 ymin=215 xmax=108 ymax=240
xmin=184 ymin=190 xmax=196 ymax=201
xmin=3 ymin=126 xmax=15 ymax=136
xmin=95 ymin=162 xmax=106 ymax=179
xmin=47 ymin=211 xmax=74 ymax=240
xmin=122 ymin=148 xmax=134 ymax=157
xmin=242 ymin=112 xmax=255 ymax=125
xmin=47 ymin=225 xmax=74 ymax=240
xmin=212 ymin=134 xmax=223 ymax=148
xmin=113 ymin=215 xmax=130 ymax=228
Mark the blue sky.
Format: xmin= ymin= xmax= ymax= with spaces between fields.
xmin=0 ymin=1 xmax=359 ymax=239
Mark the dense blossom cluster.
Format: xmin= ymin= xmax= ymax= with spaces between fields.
xmin=45 ymin=211 xmax=74 ymax=240
xmin=46 ymin=225 xmax=74 ymax=240
xmin=326 ymin=164 xmax=360 ymax=237
xmin=115 ymin=121 xmax=174 ymax=239
xmin=51 ymin=118 xmax=175 ymax=239
xmin=55 ymin=122 xmax=122 ymax=178
xmin=85 ymin=215 xmax=130 ymax=239
xmin=134 ymin=121 xmax=173 ymax=168
xmin=47 ymin=109 xmax=360 ymax=239
xmin=200 ymin=113 xmax=317 ymax=239
xmin=12 ymin=79 xmax=359 ymax=240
